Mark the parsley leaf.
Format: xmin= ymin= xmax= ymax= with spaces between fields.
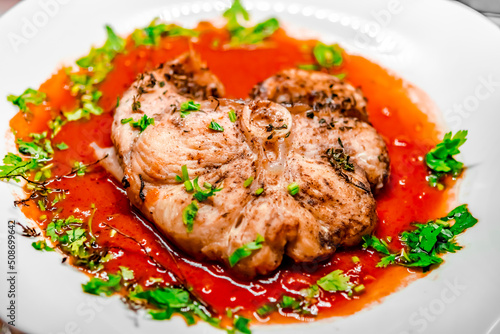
xmin=0 ymin=153 xmax=38 ymax=182
xmin=31 ymin=240 xmax=54 ymax=252
xmin=56 ymin=142 xmax=69 ymax=150
xmin=223 ymin=0 xmax=250 ymax=31
xmin=425 ymin=130 xmax=467 ymax=188
xmin=313 ymin=42 xmax=344 ymax=68
xmin=66 ymin=26 xmax=125 ymax=121
xmin=287 ymin=182 xmax=300 ymax=196
xmin=121 ymin=115 xmax=155 ymax=133
xmin=132 ymin=18 xmax=199 ymax=47
xmin=229 ymin=234 xmax=265 ymax=267
xmin=82 ymin=274 xmax=122 ymax=296
xmin=179 ymin=100 xmax=200 ymax=118
xmin=362 ymin=235 xmax=391 ymax=255
xmin=46 ymin=215 xmax=112 ymax=271
xmin=445 ymin=204 xmax=478 ymax=235
xmin=363 ymin=205 xmax=478 ymax=270
xmin=76 ymin=25 xmax=125 ymax=77
xmin=17 ymin=132 xmax=54 ymax=159
xmin=223 ymin=0 xmax=279 ymax=46
xmin=129 ymin=286 xmax=221 ymax=328
xmin=135 ymin=287 xmax=190 ymax=309
xmin=228 ymin=109 xmax=237 ymax=122
xmin=316 ymin=269 xmax=353 ymax=292
xmin=182 ymin=200 xmax=199 ymax=232
xmin=208 ymin=120 xmax=224 ymax=132
xmin=48 ymin=116 xmax=66 ymax=138
xmin=231 ymin=315 xmax=251 ymax=334
xmin=8 ymin=88 xmax=46 ymax=113
xmin=192 ymin=177 xmax=222 ymax=202
xmin=243 ymin=176 xmax=254 ymax=188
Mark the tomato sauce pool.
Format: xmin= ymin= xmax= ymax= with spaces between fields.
xmin=10 ymin=24 xmax=453 ymax=325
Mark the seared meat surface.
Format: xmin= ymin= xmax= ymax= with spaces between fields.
xmin=251 ymin=68 xmax=389 ymax=191
xmin=250 ymin=68 xmax=369 ymax=122
xmin=104 ymin=54 xmax=387 ymax=278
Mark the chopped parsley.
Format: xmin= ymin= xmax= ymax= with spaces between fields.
xmin=121 ymin=115 xmax=155 ymax=133
xmin=192 ymin=177 xmax=222 ymax=202
xmin=230 ymin=315 xmax=251 ymax=334
xmin=228 ymin=109 xmax=237 ymax=122
xmin=132 ymin=18 xmax=199 ymax=47
xmin=255 ymin=187 xmax=264 ymax=196
xmin=316 ymin=269 xmax=353 ymax=293
xmin=176 ymin=165 xmax=194 ymax=192
xmin=31 ymin=240 xmax=54 ymax=252
xmin=229 ymin=234 xmax=265 ymax=267
xmin=75 ymin=25 xmax=126 ymax=82
xmin=313 ymin=42 xmax=344 ymax=68
xmin=257 ymin=294 xmax=316 ymax=317
xmin=48 ymin=116 xmax=66 ymax=138
xmin=56 ymin=142 xmax=69 ymax=150
xmin=297 ymin=64 xmax=320 ymax=71
xmin=425 ymin=130 xmax=467 ymax=189
xmin=16 ymin=132 xmax=54 ymax=159
xmin=243 ymin=176 xmax=254 ymax=188
xmin=287 ymin=182 xmax=300 ymax=196
xmin=179 ymin=100 xmax=201 ymax=118
xmin=82 ymin=274 xmax=122 ymax=296
xmin=46 ymin=215 xmax=112 ymax=271
xmin=7 ymin=88 xmax=46 ymax=113
xmin=65 ymin=26 xmax=125 ymax=121
xmin=0 ymin=153 xmax=38 ymax=183
xmin=223 ymin=0 xmax=279 ymax=46
xmin=182 ymin=200 xmax=199 ymax=232
xmin=299 ymin=42 xmax=344 ymax=70
xmin=73 ymin=161 xmax=87 ymax=176
xmin=129 ymin=286 xmax=220 ymax=328
xmin=363 ymin=204 xmax=478 ymax=270
xmin=208 ymin=120 xmax=224 ymax=132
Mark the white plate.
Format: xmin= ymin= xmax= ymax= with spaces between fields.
xmin=1 ymin=0 xmax=500 ymax=333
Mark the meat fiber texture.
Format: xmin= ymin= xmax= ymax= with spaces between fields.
xmin=95 ymin=53 xmax=390 ymax=278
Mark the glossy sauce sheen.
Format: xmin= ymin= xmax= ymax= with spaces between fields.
xmin=10 ymin=24 xmax=452 ymax=324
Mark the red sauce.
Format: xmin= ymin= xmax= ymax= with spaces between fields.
xmin=9 ymin=24 xmax=454 ymax=325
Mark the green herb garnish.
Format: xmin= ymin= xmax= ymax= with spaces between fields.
xmin=316 ymin=269 xmax=353 ymax=293
xmin=7 ymin=88 xmax=46 ymax=113
xmin=223 ymin=0 xmax=279 ymax=46
xmin=425 ymin=130 xmax=467 ymax=189
xmin=179 ymin=100 xmax=201 ymax=118
xmin=243 ymin=176 xmax=254 ymax=188
xmin=31 ymin=240 xmax=54 ymax=252
xmin=56 ymin=142 xmax=69 ymax=150
xmin=208 ymin=120 xmax=224 ymax=132
xmin=121 ymin=115 xmax=155 ymax=133
xmin=192 ymin=177 xmax=222 ymax=202
xmin=326 ymin=147 xmax=354 ymax=172
xmin=229 ymin=234 xmax=265 ymax=267
xmin=313 ymin=42 xmax=343 ymax=68
xmin=363 ymin=204 xmax=478 ymax=270
xmin=182 ymin=200 xmax=199 ymax=232
xmin=228 ymin=109 xmax=237 ymax=122
xmin=0 ymin=153 xmax=38 ymax=183
xmin=132 ymin=18 xmax=199 ymax=47
xmin=287 ymin=182 xmax=300 ymax=196
xmin=82 ymin=274 xmax=122 ymax=296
